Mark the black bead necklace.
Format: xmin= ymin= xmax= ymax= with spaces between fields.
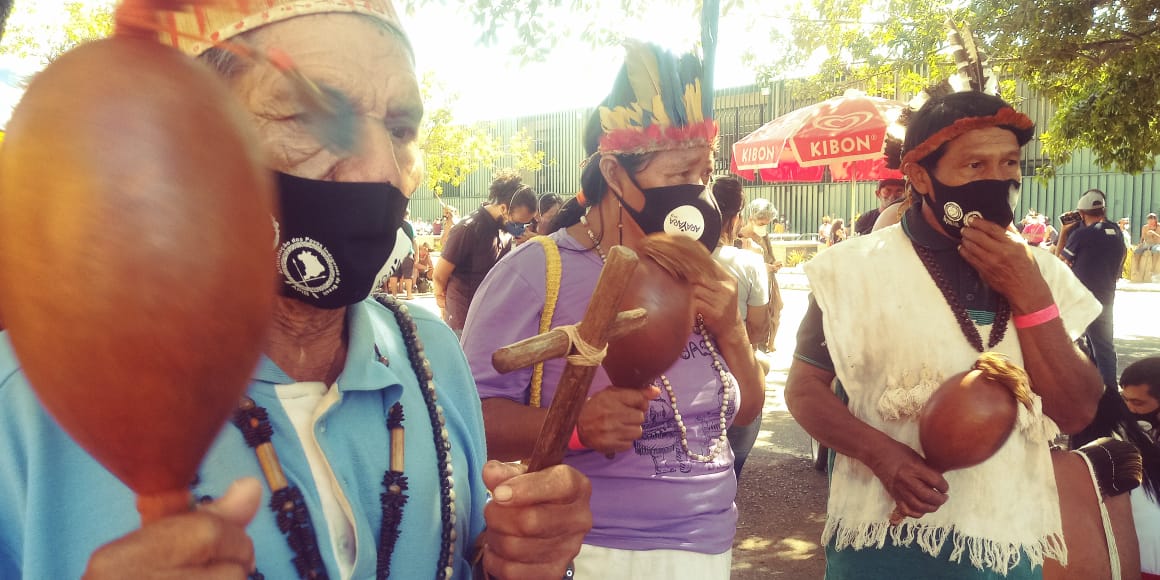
xmin=913 ymin=242 xmax=1010 ymax=352
xmin=229 ymin=296 xmax=457 ymax=580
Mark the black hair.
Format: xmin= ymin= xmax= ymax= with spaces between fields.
xmin=712 ymin=176 xmax=745 ymax=222
xmin=538 ymin=192 xmax=563 ymax=215
xmin=1072 ymin=383 xmax=1160 ymax=500
xmin=489 ymin=170 xmax=536 ymax=212
xmin=894 ymin=91 xmax=1035 ymax=171
xmin=549 ymin=106 xmax=652 ymax=235
xmin=1121 ymin=357 xmax=1160 ymax=399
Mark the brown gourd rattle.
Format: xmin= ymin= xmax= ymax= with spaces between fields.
xmin=0 ymin=0 xmax=276 ymax=524
xmin=890 ymin=352 xmax=1035 ymax=524
xmin=601 ymin=233 xmax=720 ymax=388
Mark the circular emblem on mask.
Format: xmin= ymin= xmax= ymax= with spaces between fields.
xmin=662 ymin=205 xmax=706 ymax=240
xmin=943 ymin=202 xmax=964 ymax=224
xmin=963 ymin=210 xmax=984 ymax=227
xmin=278 ymin=237 xmax=340 ymax=297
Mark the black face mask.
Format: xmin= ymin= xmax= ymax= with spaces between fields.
xmin=924 ymin=177 xmax=1020 ymax=239
xmin=274 ymin=172 xmax=410 ymax=309
xmin=612 ymin=180 xmax=723 ymax=254
xmin=1131 ymin=410 xmax=1159 ymax=430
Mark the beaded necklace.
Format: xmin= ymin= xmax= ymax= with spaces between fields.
xmin=912 ymin=242 xmax=1010 ymax=352
xmin=580 ymin=217 xmax=733 ymax=462
xmin=228 ymin=296 xmax=457 ymax=580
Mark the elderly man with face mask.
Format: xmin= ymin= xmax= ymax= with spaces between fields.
xmin=786 ymin=87 xmax=1105 ymax=579
xmin=0 ymin=2 xmax=590 ymax=579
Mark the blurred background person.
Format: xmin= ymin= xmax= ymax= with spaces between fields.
xmin=739 ymin=198 xmax=784 ymax=353
xmin=530 ymin=192 xmax=563 ymax=235
xmin=712 ymin=176 xmax=770 ymax=480
xmin=854 ymin=178 xmax=905 ymax=236
xmin=433 ymin=171 xmax=536 ymax=333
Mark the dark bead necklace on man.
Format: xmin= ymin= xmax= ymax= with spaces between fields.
xmin=913 ymin=242 xmax=1011 ymax=352
xmin=220 ymin=295 xmax=457 ymax=580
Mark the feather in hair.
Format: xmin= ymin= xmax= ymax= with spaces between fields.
xmin=624 ymin=40 xmax=663 ymax=120
xmin=945 ymin=19 xmax=999 ymax=96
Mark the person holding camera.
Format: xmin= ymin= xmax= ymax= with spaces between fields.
xmin=433 ymin=171 xmax=537 ymax=333
xmin=1058 ymin=189 xmax=1127 ymax=392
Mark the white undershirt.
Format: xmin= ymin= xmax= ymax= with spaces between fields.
xmin=276 ymin=381 xmax=357 ymax=579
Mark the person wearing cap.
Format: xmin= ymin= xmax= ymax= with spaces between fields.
xmin=0 ymin=2 xmax=591 ymax=578
xmin=1057 ymin=189 xmax=1126 ymax=395
xmin=786 ymin=87 xmax=1104 ymax=579
xmin=461 ymin=42 xmax=765 ymax=578
xmin=855 ymin=178 xmax=906 ymax=236
xmin=1131 ymin=212 xmax=1160 ymax=282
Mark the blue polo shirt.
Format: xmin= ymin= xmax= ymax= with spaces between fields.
xmin=1062 ymin=219 xmax=1125 ymax=305
xmin=0 ymin=298 xmax=487 ymax=579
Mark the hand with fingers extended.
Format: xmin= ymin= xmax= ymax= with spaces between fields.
xmin=867 ymin=440 xmax=949 ymax=522
xmin=83 ymin=478 xmax=262 ymax=580
xmin=959 ymin=219 xmax=1052 ymax=311
xmin=479 ymin=461 xmax=592 ymax=580
xmin=575 ymin=385 xmax=661 ymax=454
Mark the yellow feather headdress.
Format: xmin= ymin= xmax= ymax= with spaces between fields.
xmin=597 ymin=41 xmax=718 ymax=156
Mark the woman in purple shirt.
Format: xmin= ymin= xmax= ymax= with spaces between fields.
xmin=460 ymin=42 xmax=765 ymax=579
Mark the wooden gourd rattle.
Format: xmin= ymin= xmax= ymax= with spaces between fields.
xmin=0 ymin=0 xmax=275 ymax=524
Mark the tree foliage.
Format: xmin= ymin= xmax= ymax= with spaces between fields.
xmin=0 ymin=2 xmax=113 ymax=63
xmin=418 ymin=73 xmax=546 ymax=196
xmin=751 ymin=0 xmax=1160 ymax=174
xmin=976 ymin=0 xmax=1160 ymax=174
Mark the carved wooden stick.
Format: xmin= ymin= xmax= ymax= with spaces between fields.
xmin=491 ymin=308 xmax=647 ymax=374
xmin=525 ymin=246 xmax=639 ymax=472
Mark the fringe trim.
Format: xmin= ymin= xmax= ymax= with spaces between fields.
xmin=877 ymin=367 xmax=943 ymax=421
xmin=1016 ymin=394 xmax=1059 ymax=444
xmin=823 ymin=517 xmax=1068 ymax=574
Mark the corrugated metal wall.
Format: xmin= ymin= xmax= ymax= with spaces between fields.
xmin=410 ymin=81 xmax=1158 ymax=241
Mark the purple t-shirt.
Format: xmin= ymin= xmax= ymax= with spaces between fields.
xmin=461 ymin=229 xmax=739 ymax=554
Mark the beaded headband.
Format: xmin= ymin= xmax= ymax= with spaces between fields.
xmin=159 ymin=0 xmax=410 ymax=59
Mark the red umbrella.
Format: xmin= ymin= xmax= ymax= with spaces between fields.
xmin=731 ymin=90 xmax=904 ymax=182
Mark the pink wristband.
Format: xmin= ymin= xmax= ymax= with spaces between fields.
xmin=1013 ymin=303 xmax=1060 ymax=329
xmin=568 ymin=427 xmax=587 ymax=451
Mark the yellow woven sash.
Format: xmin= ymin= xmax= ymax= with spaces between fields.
xmin=527 ymin=236 xmax=562 ymax=407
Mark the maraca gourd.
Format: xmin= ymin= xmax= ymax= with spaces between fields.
xmin=602 ymin=234 xmax=717 ymax=388
xmin=919 ymin=353 xmax=1033 ymax=472
xmin=0 ymin=6 xmax=275 ymax=524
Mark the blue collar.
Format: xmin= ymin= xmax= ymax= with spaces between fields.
xmin=253 ymin=300 xmax=404 ymax=392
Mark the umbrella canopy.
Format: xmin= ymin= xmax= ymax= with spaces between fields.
xmin=731 ymin=90 xmax=905 ymax=182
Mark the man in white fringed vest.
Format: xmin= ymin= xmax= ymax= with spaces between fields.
xmin=785 ymin=90 xmax=1105 ymax=579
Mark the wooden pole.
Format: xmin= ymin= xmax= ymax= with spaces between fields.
xmin=524 ymin=246 xmax=639 ymax=472
xmin=491 ymin=308 xmax=647 ymax=374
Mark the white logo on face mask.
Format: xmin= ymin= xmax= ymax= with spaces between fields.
xmin=663 ymin=205 xmax=706 ymax=239
xmin=279 ymin=237 xmax=340 ymax=297
xmin=944 ymin=202 xmax=964 ymax=224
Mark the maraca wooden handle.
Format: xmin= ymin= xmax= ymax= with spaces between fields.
xmin=526 ymin=246 xmax=639 ymax=473
xmin=491 ymin=308 xmax=648 ymax=374
xmin=137 ymin=489 xmax=195 ymax=525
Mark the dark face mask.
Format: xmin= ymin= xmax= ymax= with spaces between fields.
xmin=1131 ymin=409 xmax=1159 ymax=430
xmin=274 ymin=172 xmax=410 ymax=309
xmin=612 ymin=179 xmax=723 ymax=254
xmin=924 ymin=177 xmax=1020 ymax=239
xmin=503 ymin=220 xmax=528 ymax=237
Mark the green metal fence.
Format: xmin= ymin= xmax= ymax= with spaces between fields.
xmin=409 ymin=81 xmax=1158 ymax=242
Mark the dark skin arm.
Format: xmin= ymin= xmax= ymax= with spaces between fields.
xmin=482 ymin=385 xmax=661 ymax=461
xmin=959 ymin=219 xmax=1102 ymax=432
xmin=785 ymin=361 xmax=949 ymax=519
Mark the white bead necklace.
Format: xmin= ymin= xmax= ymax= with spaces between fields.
xmin=580 ymin=217 xmax=733 ymax=463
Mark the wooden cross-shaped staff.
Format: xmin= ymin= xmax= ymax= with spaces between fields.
xmin=491 ymin=245 xmax=645 ymax=472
